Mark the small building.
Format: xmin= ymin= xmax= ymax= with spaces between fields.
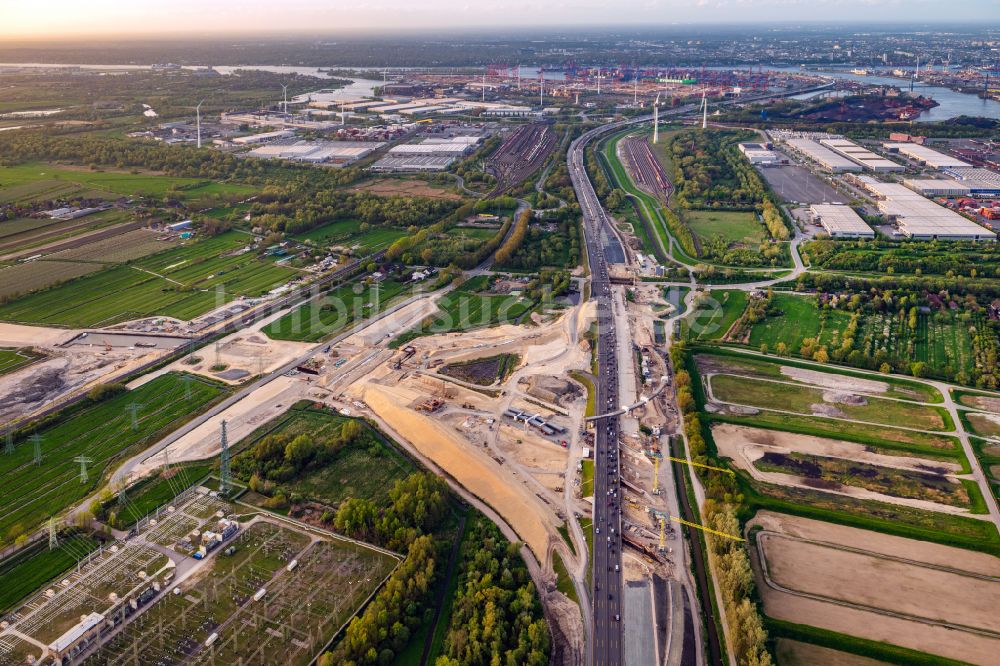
xmin=49 ymin=612 xmax=105 ymax=665
xmin=738 ymin=142 xmax=779 ymax=165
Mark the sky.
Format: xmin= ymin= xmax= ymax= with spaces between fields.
xmin=3 ymin=0 xmax=999 ymax=37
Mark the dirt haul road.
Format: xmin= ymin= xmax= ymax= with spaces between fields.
xmin=362 ymin=382 xmax=555 ymax=558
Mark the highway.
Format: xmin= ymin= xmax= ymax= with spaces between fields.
xmin=569 ymin=106 xmax=697 ymax=666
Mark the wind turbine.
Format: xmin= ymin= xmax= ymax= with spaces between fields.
xmin=597 ymin=68 xmax=601 ymax=95
xmin=539 ymin=69 xmax=544 ymax=107
xmin=701 ymin=90 xmax=708 ymax=129
xmin=195 ymin=99 xmax=204 ymax=149
xmin=280 ymin=84 xmax=288 ymax=114
xmin=653 ymin=93 xmax=660 ymax=143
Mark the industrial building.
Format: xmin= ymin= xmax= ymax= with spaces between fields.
xmin=783 ymin=138 xmax=862 ymax=172
xmin=903 ymin=178 xmax=971 ymax=197
xmin=49 ymin=612 xmax=105 ymax=665
xmin=220 ymin=111 xmax=340 ymax=131
xmin=943 ymin=167 xmax=1000 ymax=197
xmin=855 ymin=176 xmax=994 ymax=240
xmin=369 ymin=132 xmax=483 ymax=172
xmin=246 ymin=140 xmax=384 ymax=165
xmin=231 ymin=130 xmax=295 ymax=145
xmin=810 ymin=204 xmax=874 ymax=238
xmin=883 ymin=142 xmax=971 ymax=169
xmin=738 ymin=142 xmax=780 ymax=165
xmin=819 ymin=138 xmax=904 ymax=172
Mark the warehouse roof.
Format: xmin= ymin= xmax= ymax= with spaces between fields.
xmin=810 ymin=204 xmax=873 ymax=236
xmin=883 ymin=142 xmax=970 ymax=169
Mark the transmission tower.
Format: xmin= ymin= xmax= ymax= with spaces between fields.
xmin=219 ymin=420 xmax=231 ymax=494
xmin=184 ymin=374 xmax=193 ymax=400
xmin=31 ymin=434 xmax=43 ymax=465
xmin=49 ymin=517 xmax=58 ymax=550
xmin=75 ymin=455 xmax=93 ymax=484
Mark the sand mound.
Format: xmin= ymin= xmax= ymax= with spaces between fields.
xmin=363 ymin=383 xmax=552 ymax=557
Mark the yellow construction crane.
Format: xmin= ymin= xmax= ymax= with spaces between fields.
xmin=658 ymin=516 xmax=666 ymax=551
xmin=652 ymin=457 xmax=660 ymax=495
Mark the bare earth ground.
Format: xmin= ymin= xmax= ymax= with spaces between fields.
xmin=778 ymin=365 xmax=890 ymax=395
xmin=129 ymin=376 xmax=305 ymax=480
xmin=348 ymin=178 xmax=463 ymax=200
xmin=962 ymin=395 xmax=1000 ymax=414
xmin=775 ymin=639 xmax=890 ymax=666
xmin=360 ymin=381 xmax=555 ymax=558
xmin=0 ymin=322 xmax=171 ymax=425
xmin=749 ymin=511 xmax=1000 ymax=665
xmin=713 ymin=423 xmax=972 ymax=516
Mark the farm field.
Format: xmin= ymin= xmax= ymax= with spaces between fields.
xmin=773 ymin=639 xmax=890 ymax=666
xmin=956 ymin=389 xmax=1000 ymax=414
xmin=0 ymin=163 xmax=254 ymax=201
xmin=749 ymin=510 xmax=1000 ymax=665
xmin=708 ymin=373 xmax=949 ymax=431
xmin=0 ymin=232 xmax=297 ymax=327
xmin=0 ymin=372 xmax=226 ymax=546
xmin=682 ymin=289 xmax=747 ymax=341
xmin=0 ymin=347 xmax=42 ymax=376
xmin=0 ymin=533 xmax=100 ymax=614
xmin=264 ymin=277 xmax=411 ymax=342
xmin=86 ymin=519 xmax=397 ymax=666
xmin=967 ymin=412 xmax=1000 ymax=439
xmin=0 ymin=211 xmax=135 ymax=257
xmin=686 ymin=210 xmax=764 ymax=246
xmin=47 ymin=228 xmax=175 ymax=263
xmin=693 ymin=350 xmax=942 ymax=403
xmin=0 ymin=260 xmax=104 ymax=299
xmin=292 ymin=218 xmax=408 ymax=253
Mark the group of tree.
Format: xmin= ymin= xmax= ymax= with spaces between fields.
xmin=803 ymin=238 xmax=1000 ymax=279
xmin=436 ymin=518 xmax=550 ymax=666
xmin=233 ymin=419 xmax=367 ymax=499
xmin=493 ymin=218 xmax=579 ymax=270
xmin=333 ymin=472 xmax=450 ymax=552
xmin=493 ymin=209 xmax=532 ymax=266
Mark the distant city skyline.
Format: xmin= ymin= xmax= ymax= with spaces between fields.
xmin=4 ymin=1 xmax=1000 ymax=38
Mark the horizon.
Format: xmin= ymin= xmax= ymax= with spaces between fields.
xmin=4 ymin=1 xmax=1000 ymax=39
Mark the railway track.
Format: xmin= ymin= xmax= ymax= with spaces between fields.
xmin=486 ymin=124 xmax=557 ymax=197
xmin=620 ymin=135 xmax=672 ymax=204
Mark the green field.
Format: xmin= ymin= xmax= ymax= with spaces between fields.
xmin=744 ymin=294 xmax=978 ymax=382
xmin=581 ymin=459 xmax=594 ymax=497
xmin=292 ymin=218 xmax=408 ymax=253
xmin=110 ymin=463 xmax=213 ymax=527
xmin=264 ymin=277 xmax=411 ymax=342
xmin=683 ymin=289 xmax=747 ymax=341
xmin=748 ymin=294 xmax=853 ymax=351
xmin=0 ymin=533 xmax=100 ymax=613
xmin=686 ymin=210 xmax=764 ymax=246
xmin=235 ymin=405 xmax=416 ymax=508
xmin=0 ymin=348 xmax=42 ymax=376
xmin=709 ymin=373 xmax=949 ymax=432
xmin=0 ymin=232 xmax=297 ymax=327
xmin=0 ymin=163 xmax=253 ymax=202
xmin=0 ymin=373 xmax=226 ymax=546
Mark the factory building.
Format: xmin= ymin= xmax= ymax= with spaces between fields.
xmin=783 ymin=138 xmax=862 ymax=172
xmin=855 ymin=176 xmax=995 ymax=240
xmin=738 ymin=142 xmax=780 ymax=165
xmin=246 ymin=140 xmax=384 ymax=165
xmin=369 ymin=133 xmax=483 ymax=172
xmin=819 ymin=138 xmax=904 ymax=172
xmin=943 ymin=167 xmax=1000 ymax=197
xmin=902 ymin=179 xmax=971 ymax=197
xmin=231 ymin=130 xmax=295 ymax=145
xmin=883 ymin=142 xmax=971 ymax=169
xmin=810 ymin=204 xmax=874 ymax=238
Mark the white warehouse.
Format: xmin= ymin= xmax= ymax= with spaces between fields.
xmin=810 ymin=204 xmax=874 ymax=238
